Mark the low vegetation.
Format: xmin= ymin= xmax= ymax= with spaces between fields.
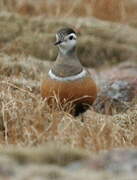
xmin=0 ymin=0 xmax=137 ymax=179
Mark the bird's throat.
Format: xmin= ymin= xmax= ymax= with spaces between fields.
xmin=51 ymin=50 xmax=83 ymax=78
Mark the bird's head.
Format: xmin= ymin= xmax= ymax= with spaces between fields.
xmin=54 ymin=28 xmax=77 ymax=54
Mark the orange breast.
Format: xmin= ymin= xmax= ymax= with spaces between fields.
xmin=41 ymin=76 xmax=97 ymax=105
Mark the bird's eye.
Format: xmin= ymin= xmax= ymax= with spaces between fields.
xmin=69 ymin=36 xmax=73 ymax=40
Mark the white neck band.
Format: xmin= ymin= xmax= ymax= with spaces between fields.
xmin=48 ymin=69 xmax=87 ymax=81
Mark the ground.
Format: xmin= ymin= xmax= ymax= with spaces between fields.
xmin=0 ymin=0 xmax=137 ymax=179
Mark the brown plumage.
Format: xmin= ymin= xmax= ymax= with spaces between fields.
xmin=41 ymin=75 xmax=97 ymax=103
xmin=41 ymin=28 xmax=97 ymax=116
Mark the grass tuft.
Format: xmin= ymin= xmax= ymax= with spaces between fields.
xmin=0 ymin=0 xmax=137 ymax=158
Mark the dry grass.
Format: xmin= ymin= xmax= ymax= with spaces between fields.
xmin=0 ymin=0 xmax=92 ymax=17
xmin=0 ymin=1 xmax=137 ymax=178
xmin=0 ymin=13 xmax=137 ymax=67
xmin=91 ymin=0 xmax=126 ymax=22
xmin=1 ymin=145 xmax=137 ymax=180
xmin=0 ymin=53 xmax=137 ymax=152
xmin=1 ymin=0 xmax=137 ymax=23
xmin=0 ymin=144 xmax=136 ymax=179
xmin=0 ymin=5 xmax=136 ymax=151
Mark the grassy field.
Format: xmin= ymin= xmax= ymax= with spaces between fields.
xmin=0 ymin=0 xmax=137 ymax=179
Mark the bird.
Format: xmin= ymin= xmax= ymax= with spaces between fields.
xmin=41 ymin=28 xmax=97 ymax=116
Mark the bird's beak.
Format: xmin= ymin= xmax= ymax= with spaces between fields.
xmin=54 ymin=40 xmax=62 ymax=46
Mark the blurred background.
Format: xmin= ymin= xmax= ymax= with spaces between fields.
xmin=0 ymin=1 xmax=137 ymax=179
xmin=1 ymin=0 xmax=137 ymax=67
xmin=0 ymin=0 xmax=137 ymax=21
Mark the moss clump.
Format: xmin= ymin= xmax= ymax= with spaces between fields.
xmin=0 ymin=20 xmax=21 ymax=42
xmin=5 ymin=33 xmax=57 ymax=61
xmin=0 ymin=14 xmax=137 ymax=66
xmin=78 ymin=36 xmax=136 ymax=67
xmin=0 ymin=142 xmax=89 ymax=166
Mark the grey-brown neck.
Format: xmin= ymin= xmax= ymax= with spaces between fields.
xmin=51 ymin=47 xmax=83 ymax=78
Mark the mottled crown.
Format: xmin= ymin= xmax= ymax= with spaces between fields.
xmin=56 ymin=28 xmax=76 ymax=41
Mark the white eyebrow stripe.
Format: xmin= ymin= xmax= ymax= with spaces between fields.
xmin=68 ymin=33 xmax=77 ymax=39
xmin=48 ymin=69 xmax=87 ymax=81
